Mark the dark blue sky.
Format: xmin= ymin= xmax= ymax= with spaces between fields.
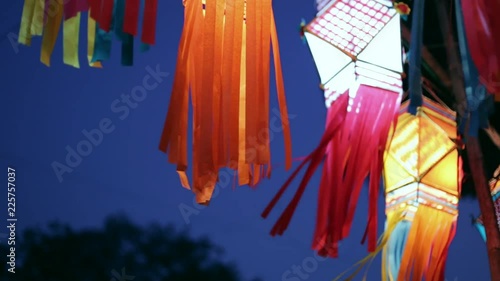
xmin=0 ymin=1 xmax=490 ymax=280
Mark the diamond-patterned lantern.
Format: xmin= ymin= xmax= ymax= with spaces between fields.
xmin=382 ymin=97 xmax=462 ymax=281
xmin=307 ymin=0 xmax=402 ymax=102
xmin=262 ymin=0 xmax=403 ymax=258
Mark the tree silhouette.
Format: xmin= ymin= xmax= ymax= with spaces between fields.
xmin=0 ymin=214 xmax=262 ymax=281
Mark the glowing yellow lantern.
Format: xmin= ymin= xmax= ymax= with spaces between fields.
xmin=382 ymin=96 xmax=463 ymax=281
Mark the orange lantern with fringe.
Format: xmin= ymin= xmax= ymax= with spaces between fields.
xmin=380 ymin=97 xmax=463 ymax=281
xmin=159 ymin=0 xmax=292 ymax=204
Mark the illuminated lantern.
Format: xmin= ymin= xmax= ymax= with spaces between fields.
xmin=474 ymin=172 xmax=500 ymax=241
xmin=262 ymin=0 xmax=403 ymax=257
xmin=381 ymin=97 xmax=462 ymax=281
xmin=18 ymin=0 xmax=158 ymax=67
xmin=159 ymin=0 xmax=292 ymax=205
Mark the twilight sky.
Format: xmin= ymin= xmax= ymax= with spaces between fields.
xmin=0 ymin=1 xmax=491 ymax=280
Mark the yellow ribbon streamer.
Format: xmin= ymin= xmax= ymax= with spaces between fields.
xmin=40 ymin=0 xmax=63 ymax=66
xmin=19 ymin=0 xmax=36 ymax=45
xmin=30 ymin=0 xmax=45 ymax=36
xmin=63 ymin=13 xmax=81 ymax=68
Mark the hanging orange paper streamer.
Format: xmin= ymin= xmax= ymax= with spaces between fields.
xmin=159 ymin=0 xmax=292 ymax=204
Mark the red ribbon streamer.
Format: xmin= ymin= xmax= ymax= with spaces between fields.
xmin=141 ymin=0 xmax=158 ymax=44
xmin=123 ymin=0 xmax=140 ymax=35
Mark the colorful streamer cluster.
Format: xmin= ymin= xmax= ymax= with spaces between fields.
xmin=18 ymin=0 xmax=158 ymax=67
xmin=262 ymin=0 xmax=403 ymax=258
xmin=159 ymin=0 xmax=292 ymax=205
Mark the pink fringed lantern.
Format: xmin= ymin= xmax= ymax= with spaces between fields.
xmin=263 ymin=0 xmax=403 ymax=257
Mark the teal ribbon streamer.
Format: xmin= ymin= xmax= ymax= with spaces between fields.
xmin=114 ymin=0 xmax=134 ymax=66
xmin=92 ymin=25 xmax=113 ymax=63
xmin=92 ymin=0 xmax=151 ymax=65
xmin=385 ymin=220 xmax=411 ymax=280
xmin=91 ymin=2 xmax=115 ymax=63
xmin=407 ymin=0 xmax=425 ymax=115
xmin=140 ymin=43 xmax=150 ymax=52
xmin=474 ymin=221 xmax=487 ymax=241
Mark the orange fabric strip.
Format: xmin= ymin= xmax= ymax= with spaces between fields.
xmin=253 ymin=0 xmax=264 ymax=168
xmin=175 ymin=47 xmax=190 ymax=186
xmin=259 ymin=0 xmax=272 ymax=169
xmin=228 ymin=0 xmax=244 ymax=170
xmin=238 ymin=20 xmax=250 ymax=185
xmin=217 ymin=87 xmax=227 ymax=168
xmin=198 ymin=0 xmax=217 ymax=196
xmin=192 ymin=1 xmax=205 ymax=195
xmin=158 ymin=0 xmax=198 ymax=189
xmin=396 ymin=206 xmax=457 ymax=281
xmin=211 ymin=0 xmax=225 ymax=169
xmin=176 ymin=170 xmax=190 ymax=189
xmin=270 ymin=10 xmax=292 ymax=170
xmin=220 ymin=1 xmax=234 ymax=170
xmin=180 ymin=1 xmax=204 ymax=194
xmin=245 ymin=0 xmax=258 ymax=168
xmin=159 ymin=1 xmax=191 ymax=157
xmin=173 ymin=1 xmax=198 ymax=169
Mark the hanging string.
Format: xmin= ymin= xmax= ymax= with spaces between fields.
xmin=407 ymin=0 xmax=425 ymax=114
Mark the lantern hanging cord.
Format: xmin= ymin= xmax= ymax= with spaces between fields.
xmin=407 ymin=0 xmax=425 ymax=114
